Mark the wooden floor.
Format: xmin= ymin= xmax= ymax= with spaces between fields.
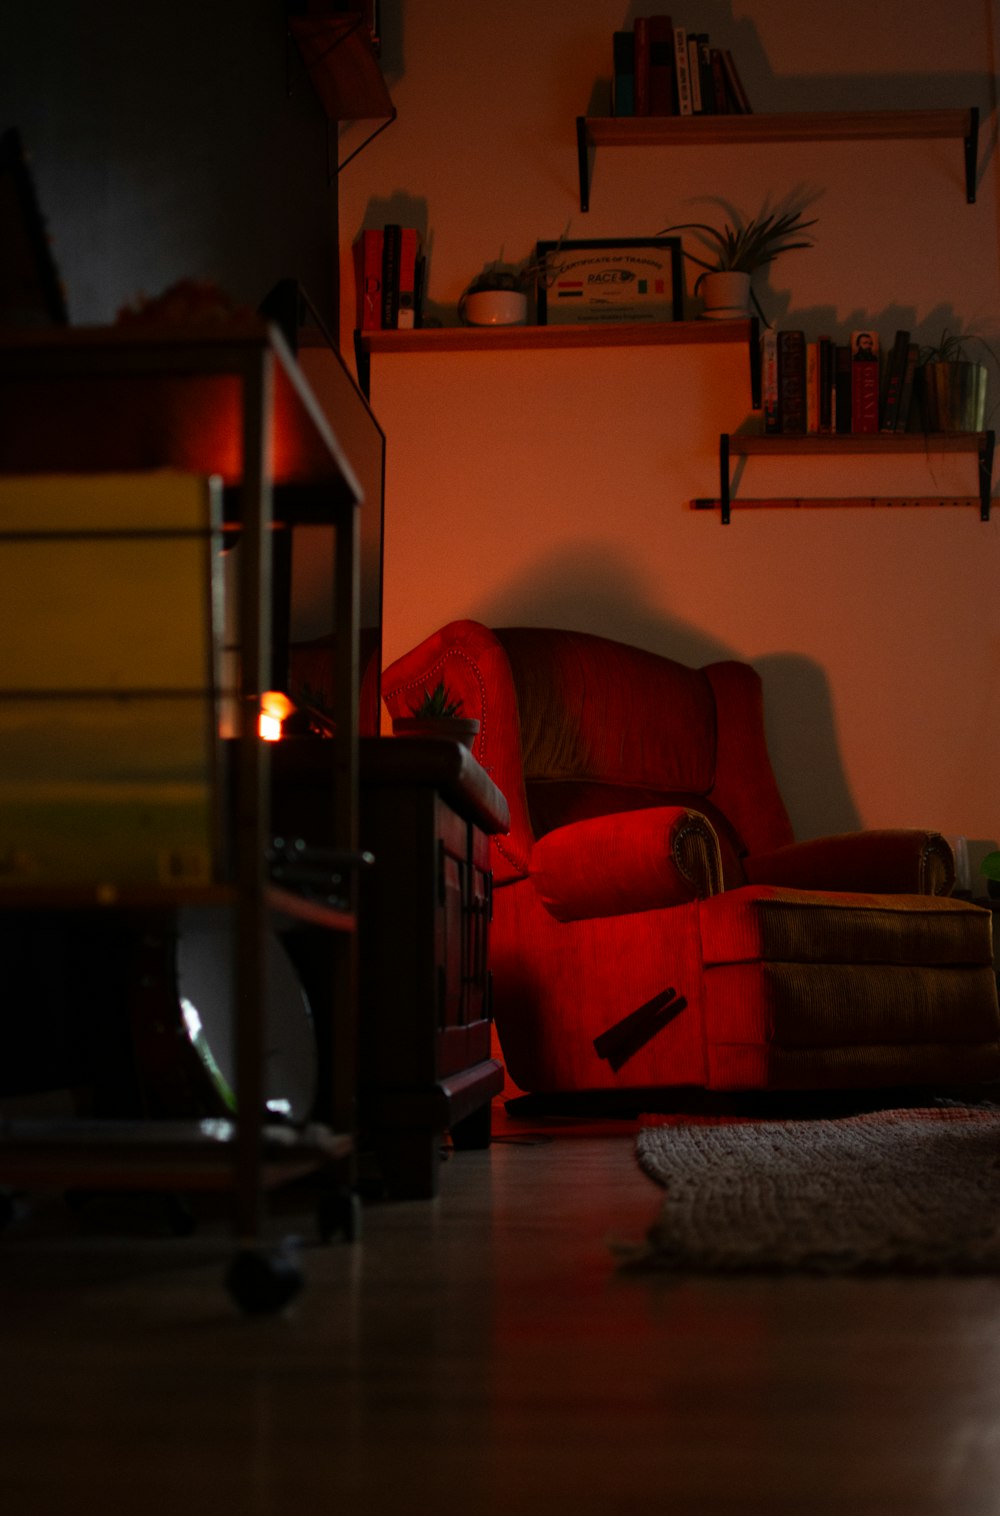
xmin=3 ymin=1109 xmax=1000 ymax=1516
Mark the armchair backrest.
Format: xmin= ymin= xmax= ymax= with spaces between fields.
xmin=381 ymin=621 xmax=795 ymax=885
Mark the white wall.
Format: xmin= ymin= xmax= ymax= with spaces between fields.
xmin=338 ymin=0 xmax=1000 ymax=859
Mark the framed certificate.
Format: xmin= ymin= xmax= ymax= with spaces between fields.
xmin=536 ymin=237 xmax=684 ymax=325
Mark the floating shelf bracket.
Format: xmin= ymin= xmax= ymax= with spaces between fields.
xmin=978 ymin=426 xmax=994 ymax=519
xmin=576 ymin=117 xmax=592 ymax=213
xmin=965 ymin=106 xmax=980 ymax=204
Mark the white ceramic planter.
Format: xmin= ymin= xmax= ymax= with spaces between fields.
xmin=392 ymin=716 xmax=481 ymax=750
xmin=698 ymin=271 xmax=752 ymax=321
xmin=460 ymin=289 xmax=528 ymax=326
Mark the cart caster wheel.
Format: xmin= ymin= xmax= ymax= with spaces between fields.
xmin=225 ymin=1244 xmax=304 ymax=1315
xmin=318 ymin=1187 xmax=362 ymax=1244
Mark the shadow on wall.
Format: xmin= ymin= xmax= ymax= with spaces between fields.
xmin=757 ymin=653 xmax=862 ymax=841
xmin=480 ymin=545 xmax=735 ymax=670
xmin=478 ymin=545 xmax=861 ymax=841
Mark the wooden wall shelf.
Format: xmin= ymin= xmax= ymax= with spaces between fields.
xmin=359 ymin=318 xmax=752 ymax=354
xmin=355 ymin=318 xmax=759 ymax=402
xmin=288 ymin=9 xmax=396 ymax=174
xmin=710 ymin=428 xmax=995 ymax=524
xmin=576 ymin=107 xmax=979 ymax=211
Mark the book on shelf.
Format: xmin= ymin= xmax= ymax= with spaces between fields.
xmin=672 ymin=24 xmax=694 ymax=115
xmin=606 ymin=21 xmax=754 ymax=118
xmin=806 ymin=341 xmax=819 ymax=433
xmin=777 ymin=329 xmax=807 ymax=434
xmin=895 ymin=342 xmax=920 ymax=431
xmin=761 ymin=328 xmax=780 ymax=434
xmin=833 ymin=344 xmax=852 ymax=433
xmin=353 ymin=227 xmax=383 ymax=331
xmin=720 ymin=49 xmax=752 ymax=112
xmin=879 ymin=329 xmax=911 ymax=431
xmin=805 ymin=339 xmax=834 ymax=433
xmin=380 ymin=223 xmax=402 ymax=328
xmin=395 ymin=227 xmax=420 ymax=329
xmin=850 ymin=329 xmax=881 ymax=433
xmin=695 ymin=35 xmax=715 ymax=111
xmin=612 ymin=30 xmax=635 ymax=116
xmin=354 ymin=223 xmax=422 ymax=332
xmin=648 ymin=16 xmax=677 ymax=115
xmin=708 ymin=49 xmax=730 ymax=114
xmin=633 ymin=16 xmax=650 ymax=115
xmin=412 ymin=250 xmax=426 ymax=330
xmin=818 ymin=336 xmax=834 ymax=433
xmin=687 ymin=33 xmax=703 ymax=113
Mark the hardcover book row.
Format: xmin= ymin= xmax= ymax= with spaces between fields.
xmin=612 ymin=15 xmax=752 ymax=118
xmin=353 ymin=225 xmax=424 ymax=332
xmin=762 ymin=329 xmax=922 ymax=436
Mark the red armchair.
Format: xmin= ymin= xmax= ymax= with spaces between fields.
xmin=382 ymin=622 xmax=1000 ymax=1095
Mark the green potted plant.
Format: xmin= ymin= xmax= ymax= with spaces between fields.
xmin=391 ymin=679 xmax=481 ymax=749
xmin=915 ymin=328 xmax=995 ymax=433
xmin=981 ymin=849 xmax=1000 ymax=900
xmin=657 ymin=206 xmax=817 ymax=323
xmin=459 ymin=231 xmax=567 ymax=326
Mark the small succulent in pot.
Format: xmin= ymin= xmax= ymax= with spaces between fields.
xmin=459 ymin=252 xmax=540 ymax=326
xmin=393 ymin=680 xmax=481 ymax=750
xmin=408 ymin=679 xmax=464 ymax=718
xmin=460 ymin=230 xmax=567 ymax=325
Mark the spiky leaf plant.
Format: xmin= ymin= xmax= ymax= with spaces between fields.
xmin=409 ymin=680 xmax=463 ymax=719
xmin=658 ymin=208 xmax=817 ymax=275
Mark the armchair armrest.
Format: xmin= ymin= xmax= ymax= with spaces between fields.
xmin=743 ymin=829 xmax=956 ymax=896
xmin=529 ymin=806 xmax=723 ymax=923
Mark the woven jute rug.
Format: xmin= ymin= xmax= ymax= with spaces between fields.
xmin=629 ymin=1105 xmax=1000 ymax=1274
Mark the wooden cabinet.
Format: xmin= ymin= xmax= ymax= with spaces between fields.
xmin=358 ymin=737 xmax=510 ymax=1199
xmin=0 ymin=321 xmax=368 ymax=1310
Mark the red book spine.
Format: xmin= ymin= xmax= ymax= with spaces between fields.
xmin=850 ymin=330 xmax=880 ymax=433
xmin=353 ymin=228 xmax=383 ymax=331
xmin=647 ymin=16 xmax=677 ymax=115
xmin=761 ymin=328 xmax=779 ymax=434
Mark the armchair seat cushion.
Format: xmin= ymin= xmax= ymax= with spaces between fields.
xmin=699 ymin=887 xmax=995 ymax=968
xmin=698 ymin=888 xmax=999 ymax=1092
